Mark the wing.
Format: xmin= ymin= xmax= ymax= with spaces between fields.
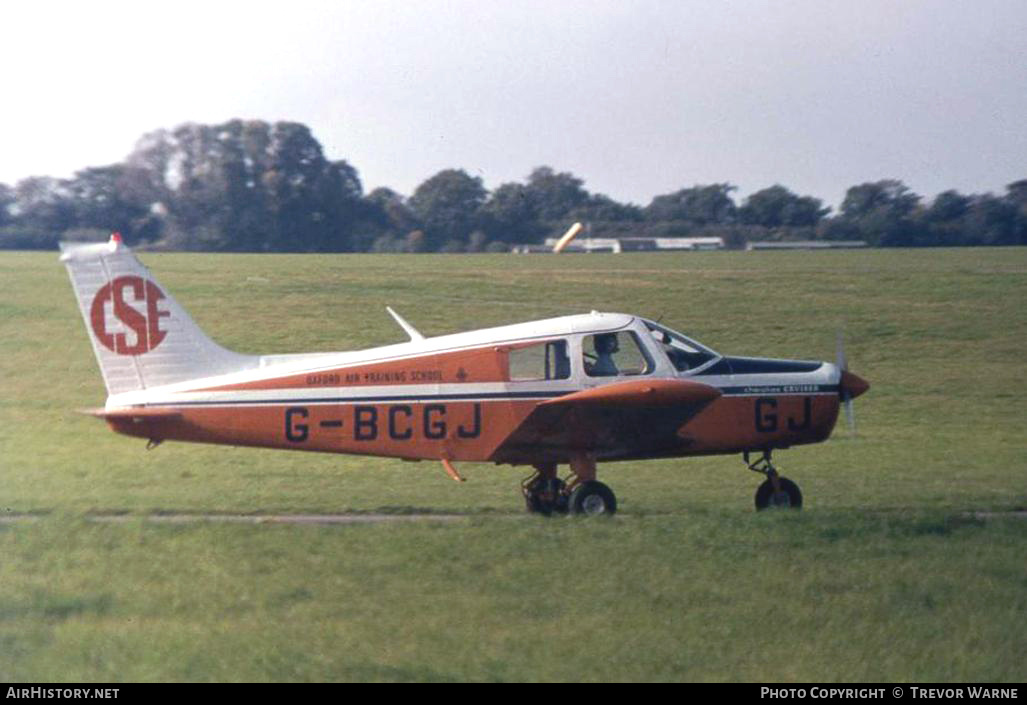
xmin=490 ymin=378 xmax=722 ymax=464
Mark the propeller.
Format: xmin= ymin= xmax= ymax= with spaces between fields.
xmin=836 ymin=330 xmax=870 ymax=437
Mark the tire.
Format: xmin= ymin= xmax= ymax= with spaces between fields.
xmin=525 ymin=476 xmax=567 ymax=516
xmin=754 ymin=476 xmax=803 ymax=510
xmin=568 ymin=480 xmax=617 ymax=516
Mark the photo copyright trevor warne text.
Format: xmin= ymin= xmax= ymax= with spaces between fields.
xmin=761 ymin=687 xmax=1020 ymax=700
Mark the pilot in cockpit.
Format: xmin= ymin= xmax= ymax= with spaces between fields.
xmin=589 ymin=333 xmax=620 ymax=376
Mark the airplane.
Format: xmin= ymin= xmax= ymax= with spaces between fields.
xmin=60 ymin=233 xmax=869 ymax=516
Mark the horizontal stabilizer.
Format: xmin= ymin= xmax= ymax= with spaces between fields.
xmin=81 ymin=406 xmax=182 ymax=443
xmin=82 ymin=407 xmax=183 ymax=422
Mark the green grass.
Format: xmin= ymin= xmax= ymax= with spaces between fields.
xmin=1 ymin=248 xmax=1025 ymax=681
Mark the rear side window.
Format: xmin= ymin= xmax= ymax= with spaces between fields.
xmin=509 ymin=340 xmax=571 ymax=381
xmin=582 ymin=332 xmax=654 ymax=377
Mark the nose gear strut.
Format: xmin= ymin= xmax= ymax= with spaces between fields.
xmin=745 ymin=449 xmax=803 ymax=510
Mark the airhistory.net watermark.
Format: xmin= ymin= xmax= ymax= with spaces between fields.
xmin=6 ymin=689 xmax=118 ymax=700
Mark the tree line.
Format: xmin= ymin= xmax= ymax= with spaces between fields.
xmin=1 ymin=119 xmax=1024 ymax=252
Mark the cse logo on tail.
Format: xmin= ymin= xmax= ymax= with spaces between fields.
xmin=89 ymin=276 xmax=169 ymax=355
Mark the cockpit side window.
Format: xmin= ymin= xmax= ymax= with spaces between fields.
xmin=582 ymin=332 xmax=654 ymax=377
xmin=509 ymin=340 xmax=571 ymax=381
xmin=644 ymin=321 xmax=718 ymax=372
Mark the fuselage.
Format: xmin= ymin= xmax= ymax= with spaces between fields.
xmin=103 ymin=312 xmax=857 ymax=466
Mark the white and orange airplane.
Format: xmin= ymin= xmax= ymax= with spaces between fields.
xmin=61 ymin=234 xmax=869 ymax=515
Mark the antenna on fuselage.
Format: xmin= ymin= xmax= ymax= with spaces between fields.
xmin=386 ymin=306 xmax=425 ymax=342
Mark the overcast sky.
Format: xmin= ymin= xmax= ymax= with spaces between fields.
xmin=2 ymin=0 xmax=1025 ymax=208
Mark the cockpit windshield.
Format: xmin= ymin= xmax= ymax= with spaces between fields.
xmin=642 ymin=320 xmax=720 ymax=372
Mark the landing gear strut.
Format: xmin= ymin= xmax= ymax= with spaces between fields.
xmin=745 ymin=450 xmax=803 ymax=510
xmin=522 ymin=455 xmax=618 ymax=517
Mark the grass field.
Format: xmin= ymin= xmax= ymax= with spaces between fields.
xmin=1 ymin=247 xmax=1025 ymax=681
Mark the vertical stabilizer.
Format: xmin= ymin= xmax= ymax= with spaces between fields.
xmin=60 ymin=235 xmax=257 ymax=396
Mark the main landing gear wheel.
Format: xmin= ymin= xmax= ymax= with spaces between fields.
xmin=568 ymin=480 xmax=617 ymax=516
xmin=523 ymin=469 xmax=568 ymax=516
xmin=754 ymin=476 xmax=803 ymax=510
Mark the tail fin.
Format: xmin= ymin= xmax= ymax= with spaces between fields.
xmin=60 ymin=234 xmax=257 ymax=396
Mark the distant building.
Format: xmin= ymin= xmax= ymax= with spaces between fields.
xmin=512 ymin=235 xmax=866 ymax=254
xmin=652 ymin=237 xmax=725 ymax=251
xmin=510 ymin=244 xmax=554 ymax=253
xmin=745 ymin=240 xmax=867 ymax=251
xmin=533 ymin=236 xmax=725 ymax=253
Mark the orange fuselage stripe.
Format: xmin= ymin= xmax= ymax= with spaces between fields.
xmin=107 ymin=393 xmax=839 ymax=464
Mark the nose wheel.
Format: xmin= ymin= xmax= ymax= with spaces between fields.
xmin=746 ymin=450 xmax=803 ymax=510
